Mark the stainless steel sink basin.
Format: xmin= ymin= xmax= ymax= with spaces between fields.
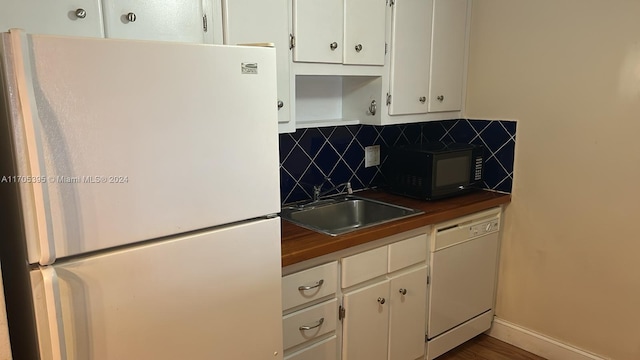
xmin=280 ymin=195 xmax=423 ymax=236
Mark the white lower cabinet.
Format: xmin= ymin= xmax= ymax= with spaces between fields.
xmin=282 ymin=262 xmax=338 ymax=312
xmin=388 ymin=266 xmax=428 ymax=360
xmin=282 ymin=230 xmax=429 ymax=360
xmin=340 ymin=233 xmax=429 ymax=360
xmin=284 ymin=299 xmax=338 ymax=350
xmin=342 ymin=280 xmax=390 ymax=360
xmin=285 ymin=336 xmax=338 ymax=360
xmin=283 ymin=262 xmax=340 ymax=359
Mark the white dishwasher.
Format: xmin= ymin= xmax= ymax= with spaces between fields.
xmin=426 ymin=207 xmax=501 ymax=360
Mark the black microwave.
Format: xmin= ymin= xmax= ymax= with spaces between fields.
xmin=384 ymin=142 xmax=484 ymax=200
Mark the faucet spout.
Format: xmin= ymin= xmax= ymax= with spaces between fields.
xmin=313 ymin=179 xmax=353 ymax=201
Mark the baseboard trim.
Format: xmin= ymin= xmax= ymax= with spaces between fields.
xmin=486 ymin=317 xmax=609 ymax=360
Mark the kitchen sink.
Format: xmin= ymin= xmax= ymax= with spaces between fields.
xmin=280 ymin=195 xmax=423 ymax=236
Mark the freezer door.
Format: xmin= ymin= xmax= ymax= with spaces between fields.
xmin=1 ymin=30 xmax=280 ymax=263
xmin=31 ymin=218 xmax=283 ymax=360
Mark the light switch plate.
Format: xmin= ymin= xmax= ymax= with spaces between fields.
xmin=364 ymin=145 xmax=380 ymax=168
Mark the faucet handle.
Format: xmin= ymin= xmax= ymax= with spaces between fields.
xmin=313 ymin=177 xmax=332 ymax=201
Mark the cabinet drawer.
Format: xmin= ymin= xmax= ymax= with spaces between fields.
xmin=284 ymin=335 xmax=337 ymax=360
xmin=283 ymin=299 xmax=338 ymax=350
xmin=388 ymin=234 xmax=428 ymax=273
xmin=341 ymin=246 xmax=388 ymax=288
xmin=282 ymin=262 xmax=338 ymax=311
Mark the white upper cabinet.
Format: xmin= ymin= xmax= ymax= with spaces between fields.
xmin=429 ymin=0 xmax=469 ymax=112
xmin=223 ymin=0 xmax=291 ymax=126
xmin=292 ymin=0 xmax=344 ymax=63
xmin=292 ymin=0 xmax=386 ymax=65
xmin=343 ymin=0 xmax=386 ymax=65
xmin=388 ymin=0 xmax=433 ymax=115
xmin=0 ymin=0 xmax=220 ymax=44
xmin=102 ymin=0 xmax=214 ymax=43
xmin=0 ymin=0 xmax=104 ymax=37
xmin=374 ymin=0 xmax=469 ymax=125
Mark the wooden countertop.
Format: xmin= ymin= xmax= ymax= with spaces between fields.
xmin=281 ymin=189 xmax=511 ymax=267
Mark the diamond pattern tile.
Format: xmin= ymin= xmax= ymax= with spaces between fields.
xmin=279 ymin=119 xmax=517 ymax=204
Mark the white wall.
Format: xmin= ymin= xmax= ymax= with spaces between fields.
xmin=465 ymin=1 xmax=640 ymax=359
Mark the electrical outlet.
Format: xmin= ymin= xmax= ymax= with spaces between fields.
xmin=364 ymin=145 xmax=380 ymax=168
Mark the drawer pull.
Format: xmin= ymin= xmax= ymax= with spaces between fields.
xmin=299 ymin=318 xmax=324 ymax=331
xmin=298 ymin=279 xmax=324 ymax=291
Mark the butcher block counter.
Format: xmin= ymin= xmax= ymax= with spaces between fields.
xmin=280 ymin=189 xmax=511 ymax=267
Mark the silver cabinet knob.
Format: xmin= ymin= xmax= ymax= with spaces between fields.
xmin=419 ymin=96 xmax=426 ymax=103
xmin=355 ymin=44 xmax=363 ymax=52
xmin=377 ymin=297 xmax=386 ymax=305
xmin=127 ymin=12 xmax=137 ymax=22
xmin=75 ymin=8 xmax=87 ymax=19
xmin=437 ymin=95 xmax=444 ymax=102
xmin=399 ymin=288 xmax=407 ymax=295
xmin=329 ymin=42 xmax=338 ymax=51
xmin=277 ymin=100 xmax=284 ymax=110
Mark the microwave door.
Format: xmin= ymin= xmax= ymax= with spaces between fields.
xmin=432 ymin=151 xmax=472 ymax=198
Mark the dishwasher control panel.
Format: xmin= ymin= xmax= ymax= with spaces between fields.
xmin=469 ymin=219 xmax=500 ymax=237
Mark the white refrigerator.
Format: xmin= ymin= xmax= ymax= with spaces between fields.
xmin=0 ymin=29 xmax=283 ymax=359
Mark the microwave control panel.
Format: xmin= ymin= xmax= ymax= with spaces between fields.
xmin=473 ymin=156 xmax=483 ymax=181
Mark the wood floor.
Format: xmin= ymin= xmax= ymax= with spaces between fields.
xmin=436 ymin=334 xmax=547 ymax=360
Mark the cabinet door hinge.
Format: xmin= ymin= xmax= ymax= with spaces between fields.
xmin=339 ymin=305 xmax=346 ymax=321
xmin=386 ymin=93 xmax=392 ymax=106
xmin=385 ymin=42 xmax=388 ymax=54
xmin=203 ymin=14 xmax=208 ymax=32
xmin=427 ymin=275 xmax=430 ymax=285
xmin=388 ymin=0 xmax=395 ymax=6
xmin=289 ymin=34 xmax=295 ymax=50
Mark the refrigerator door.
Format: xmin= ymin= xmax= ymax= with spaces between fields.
xmin=31 ymin=217 xmax=283 ymax=360
xmin=1 ymin=30 xmax=280 ymax=264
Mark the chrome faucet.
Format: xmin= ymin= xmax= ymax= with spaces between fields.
xmin=313 ymin=178 xmax=353 ymax=201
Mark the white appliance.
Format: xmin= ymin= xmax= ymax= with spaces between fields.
xmin=426 ymin=207 xmax=501 ymax=359
xmin=0 ymin=29 xmax=283 ymax=359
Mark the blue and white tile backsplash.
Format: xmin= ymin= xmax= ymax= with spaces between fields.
xmin=279 ymin=119 xmax=516 ymax=204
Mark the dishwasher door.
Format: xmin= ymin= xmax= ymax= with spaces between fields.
xmin=427 ymin=215 xmax=500 ymax=338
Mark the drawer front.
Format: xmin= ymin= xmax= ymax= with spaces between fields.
xmin=341 ymin=246 xmax=388 ymax=288
xmin=283 ymin=299 xmax=338 ymax=350
xmin=282 ymin=262 xmax=338 ymax=311
xmin=388 ymin=233 xmax=428 ymax=273
xmin=284 ymin=335 xmax=337 ymax=360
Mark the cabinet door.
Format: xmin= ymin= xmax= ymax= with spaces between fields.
xmin=102 ymin=0 xmax=212 ymax=43
xmin=428 ymin=0 xmax=468 ymax=112
xmin=342 ymin=280 xmax=390 ymax=360
xmin=223 ymin=0 xmax=291 ymax=124
xmin=284 ymin=336 xmax=338 ymax=360
xmin=388 ymin=0 xmax=433 ymax=115
xmin=0 ymin=0 xmax=103 ymax=37
xmin=292 ymin=0 xmax=343 ymax=63
xmin=389 ymin=266 xmax=427 ymax=360
xmin=343 ymin=0 xmax=386 ymax=65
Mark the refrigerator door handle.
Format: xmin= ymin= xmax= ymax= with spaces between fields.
xmin=42 ymin=266 xmax=67 ymax=360
xmin=9 ymin=29 xmax=55 ymax=265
